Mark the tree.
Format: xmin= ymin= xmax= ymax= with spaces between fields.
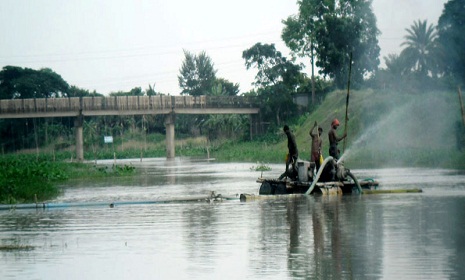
xmin=384 ymin=54 xmax=409 ymax=77
xmin=109 ymin=87 xmax=143 ymax=96
xmin=146 ymin=84 xmax=157 ymax=96
xmin=243 ymin=43 xmax=303 ymax=88
xmin=211 ymin=78 xmax=240 ymax=96
xmin=437 ymin=0 xmax=465 ymax=85
xmin=400 ymin=20 xmax=438 ymax=76
xmin=369 ymin=54 xmax=411 ymax=91
xmin=201 ymin=114 xmax=248 ymax=141
xmin=243 ymin=43 xmax=303 ymax=126
xmin=282 ymin=0 xmax=380 ymax=89
xmin=68 ymin=86 xmax=102 ymax=97
xmin=282 ymin=0 xmax=321 ymax=103
xmin=0 ymin=66 xmax=69 ymax=99
xmin=178 ymin=50 xmax=217 ymax=96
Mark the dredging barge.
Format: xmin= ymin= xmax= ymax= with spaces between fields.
xmin=248 ymin=156 xmax=422 ymax=200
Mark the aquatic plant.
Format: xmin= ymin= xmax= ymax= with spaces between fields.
xmin=0 ymin=155 xmax=66 ymax=204
xmin=93 ymin=164 xmax=136 ymax=176
xmin=250 ymin=162 xmax=272 ymax=172
xmin=0 ymin=154 xmax=138 ymax=204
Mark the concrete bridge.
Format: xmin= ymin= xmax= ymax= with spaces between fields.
xmin=0 ymin=95 xmax=260 ymax=161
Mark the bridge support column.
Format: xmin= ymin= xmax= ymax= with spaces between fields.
xmin=249 ymin=114 xmax=261 ymax=140
xmin=249 ymin=114 xmax=254 ymax=141
xmin=74 ymin=112 xmax=84 ymax=162
xmin=164 ymin=113 xmax=175 ymax=159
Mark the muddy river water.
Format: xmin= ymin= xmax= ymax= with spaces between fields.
xmin=1 ymin=158 xmax=465 ymax=280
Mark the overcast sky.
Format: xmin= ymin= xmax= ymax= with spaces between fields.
xmin=0 ymin=0 xmax=447 ymax=95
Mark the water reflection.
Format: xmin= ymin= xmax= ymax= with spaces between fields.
xmin=183 ymin=203 xmax=219 ymax=273
xmin=280 ymin=195 xmax=384 ymax=279
xmin=1 ymin=161 xmax=465 ymax=280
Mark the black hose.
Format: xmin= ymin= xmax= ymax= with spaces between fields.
xmin=347 ymin=170 xmax=363 ymax=194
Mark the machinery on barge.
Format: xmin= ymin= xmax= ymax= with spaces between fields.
xmin=257 ymin=156 xmax=378 ymax=196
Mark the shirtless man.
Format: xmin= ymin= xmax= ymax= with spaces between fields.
xmin=279 ymin=125 xmax=298 ymax=179
xmin=309 ymin=121 xmax=323 ymax=170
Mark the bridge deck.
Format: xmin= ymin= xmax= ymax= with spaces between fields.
xmin=0 ymin=95 xmax=259 ymax=118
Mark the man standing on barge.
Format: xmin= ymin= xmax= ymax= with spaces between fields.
xmin=310 ymin=121 xmax=323 ymax=170
xmin=328 ymin=118 xmax=346 ymax=160
xmin=280 ymin=125 xmax=298 ymax=180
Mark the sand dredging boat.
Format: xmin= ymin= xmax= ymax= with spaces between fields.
xmin=239 ymin=156 xmax=422 ymax=202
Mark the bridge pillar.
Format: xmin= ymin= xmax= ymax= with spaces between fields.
xmin=74 ymin=112 xmax=84 ymax=162
xmin=249 ymin=114 xmax=254 ymax=141
xmin=164 ymin=113 xmax=175 ymax=159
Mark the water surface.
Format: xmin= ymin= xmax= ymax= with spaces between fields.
xmin=1 ymin=158 xmax=465 ymax=279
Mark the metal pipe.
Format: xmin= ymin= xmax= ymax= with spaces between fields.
xmin=0 ymin=195 xmax=239 ymax=211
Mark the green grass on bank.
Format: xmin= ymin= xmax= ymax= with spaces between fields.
xmin=12 ymin=89 xmax=464 ymax=168
xmin=212 ymin=89 xmax=465 ymax=168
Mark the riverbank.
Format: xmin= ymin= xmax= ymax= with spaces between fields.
xmin=213 ymin=89 xmax=465 ymax=169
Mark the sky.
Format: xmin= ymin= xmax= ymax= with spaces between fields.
xmin=0 ymin=0 xmax=448 ymax=96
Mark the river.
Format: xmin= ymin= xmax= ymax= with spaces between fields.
xmin=1 ymin=158 xmax=465 ymax=280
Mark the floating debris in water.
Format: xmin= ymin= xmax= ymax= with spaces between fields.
xmin=0 ymin=244 xmax=35 ymax=251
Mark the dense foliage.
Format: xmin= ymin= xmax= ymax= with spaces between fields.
xmin=242 ymin=43 xmax=304 ymax=127
xmin=178 ymin=50 xmax=217 ymax=96
xmin=282 ymin=0 xmax=380 ymax=89
xmin=400 ymin=20 xmax=439 ymax=76
xmin=0 ymin=155 xmax=66 ymax=203
xmin=0 ymin=66 xmax=70 ymax=99
xmin=0 ymin=154 xmax=137 ymax=204
xmin=437 ymin=0 xmax=465 ymax=86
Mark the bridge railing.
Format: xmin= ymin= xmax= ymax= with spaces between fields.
xmin=0 ymin=95 xmax=258 ymax=114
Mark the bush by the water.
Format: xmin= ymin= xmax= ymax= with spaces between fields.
xmin=0 ymin=154 xmax=138 ymax=204
xmin=0 ymin=155 xmax=67 ymax=204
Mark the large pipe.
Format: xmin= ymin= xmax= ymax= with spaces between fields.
xmin=240 ymin=193 xmax=304 ymax=202
xmin=304 ymin=156 xmax=334 ymax=195
xmin=0 ymin=194 xmax=239 ymax=211
xmin=346 ymin=170 xmax=363 ymax=194
xmin=362 ymin=189 xmax=422 ymax=194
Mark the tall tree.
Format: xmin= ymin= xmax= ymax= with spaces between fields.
xmin=282 ymin=0 xmax=322 ymax=103
xmin=0 ymin=66 xmax=69 ymax=99
xmin=178 ymin=50 xmax=217 ymax=96
xmin=400 ymin=20 xmax=438 ymax=76
xmin=243 ymin=43 xmax=303 ymax=126
xmin=437 ymin=0 xmax=465 ymax=85
xmin=243 ymin=43 xmax=302 ymax=88
xmin=282 ymin=0 xmax=380 ymax=89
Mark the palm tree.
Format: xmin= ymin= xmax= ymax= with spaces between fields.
xmin=400 ymin=20 xmax=438 ymax=76
xmin=384 ymin=54 xmax=409 ymax=76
